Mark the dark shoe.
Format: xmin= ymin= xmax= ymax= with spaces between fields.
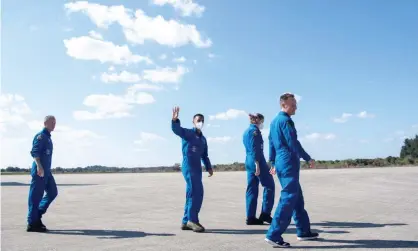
xmin=26 ymin=223 xmax=46 ymax=233
xmin=246 ymin=217 xmax=264 ymax=225
xmin=181 ymin=223 xmax=192 ymax=230
xmin=265 ymin=238 xmax=291 ymax=248
xmin=297 ymin=232 xmax=319 ymax=241
xmin=259 ymin=213 xmax=272 ymax=224
xmin=39 ymin=219 xmax=47 ymax=230
xmin=186 ymin=221 xmax=205 ymax=232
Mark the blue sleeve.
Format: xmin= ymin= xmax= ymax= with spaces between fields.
xmin=281 ymin=119 xmax=311 ymax=161
xmin=171 ymin=119 xmax=190 ymax=139
xmin=201 ymin=139 xmax=212 ymax=171
xmin=30 ymin=133 xmax=46 ymax=158
xmin=250 ymin=129 xmax=262 ymax=162
xmin=268 ymin=131 xmax=276 ymax=163
xmin=297 ymin=141 xmax=311 ymax=162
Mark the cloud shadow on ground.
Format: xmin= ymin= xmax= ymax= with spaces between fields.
xmin=44 ymin=229 xmax=175 ymax=239
xmin=1 ymin=182 xmax=97 ymax=187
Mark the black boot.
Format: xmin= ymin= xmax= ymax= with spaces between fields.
xmin=26 ymin=222 xmax=46 ymax=232
xmin=259 ymin=213 xmax=273 ymax=224
xmin=246 ymin=217 xmax=264 ymax=225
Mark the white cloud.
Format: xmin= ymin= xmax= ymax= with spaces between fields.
xmin=333 ymin=113 xmax=353 ymax=123
xmin=143 ymin=65 xmax=189 ymax=83
xmin=134 ymin=132 xmax=165 ymax=151
xmin=208 ymin=53 xmax=215 ymax=58
xmin=126 ymin=83 xmax=164 ymax=93
xmin=304 ymin=133 xmax=336 ymax=141
xmin=101 ymin=70 xmax=141 ymax=83
xmin=151 ymin=0 xmax=205 ymax=17
xmin=88 ymin=30 xmax=103 ymax=40
xmin=207 ymin=136 xmax=232 ymax=143
xmin=108 ymin=66 xmax=116 ymax=71
xmin=173 ymin=56 xmax=186 ymax=63
xmin=0 ymin=94 xmax=32 ymax=133
xmin=333 ymin=111 xmax=375 ymax=123
xmin=357 ymin=111 xmax=375 ymax=119
xmin=134 ymin=132 xmax=165 ymax=145
xmin=209 ymin=109 xmax=247 ymax=120
xmin=64 ymin=1 xmax=212 ymax=48
xmin=63 ymin=36 xmax=153 ymax=65
xmin=159 ymin=54 xmax=167 ymax=60
xmin=73 ymin=90 xmax=155 ymax=120
xmin=0 ymin=94 xmax=105 ymax=168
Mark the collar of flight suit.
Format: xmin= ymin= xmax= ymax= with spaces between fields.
xmin=250 ymin=123 xmax=259 ymax=130
xmin=192 ymin=127 xmax=203 ymax=136
xmin=279 ymin=111 xmax=291 ymax=118
xmin=42 ymin=127 xmax=51 ymax=137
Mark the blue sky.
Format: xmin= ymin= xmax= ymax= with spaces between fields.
xmin=1 ymin=0 xmax=417 ymax=168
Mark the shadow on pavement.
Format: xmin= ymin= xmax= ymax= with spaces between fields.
xmin=297 ymin=238 xmax=418 ymax=249
xmin=205 ymin=228 xmax=348 ymax=235
xmin=1 ymin=182 xmax=97 ymax=187
xmin=44 ymin=229 xmax=175 ymax=239
xmin=305 ymin=221 xmax=408 ymax=229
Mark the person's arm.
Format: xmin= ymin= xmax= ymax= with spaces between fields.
xmin=250 ymin=129 xmax=262 ymax=164
xmin=30 ymin=134 xmax=45 ymax=168
xmin=201 ymin=139 xmax=212 ymax=172
xmin=171 ymin=119 xmax=190 ymax=139
xmin=297 ymin=141 xmax=311 ymax=162
xmin=268 ymin=131 xmax=276 ymax=164
xmin=281 ymin=119 xmax=311 ymax=161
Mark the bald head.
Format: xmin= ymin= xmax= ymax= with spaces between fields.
xmin=44 ymin=115 xmax=56 ymax=132
xmin=279 ymin=93 xmax=297 ymax=116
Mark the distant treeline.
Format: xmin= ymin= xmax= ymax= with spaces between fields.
xmin=2 ymin=156 xmax=418 ymax=174
xmin=2 ymin=134 xmax=418 ymax=174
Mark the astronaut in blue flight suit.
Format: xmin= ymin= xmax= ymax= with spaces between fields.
xmin=27 ymin=115 xmax=58 ymax=232
xmin=265 ymin=93 xmax=319 ymax=248
xmin=242 ymin=113 xmax=275 ymax=225
xmin=171 ymin=106 xmax=213 ymax=233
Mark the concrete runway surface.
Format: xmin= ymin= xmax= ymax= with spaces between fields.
xmin=2 ymin=167 xmax=418 ymax=251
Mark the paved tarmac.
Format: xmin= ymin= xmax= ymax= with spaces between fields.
xmin=2 ymin=166 xmax=418 ymax=251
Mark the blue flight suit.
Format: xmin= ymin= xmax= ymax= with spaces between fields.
xmin=242 ymin=124 xmax=275 ymax=219
xmin=266 ymin=111 xmax=312 ymax=242
xmin=27 ymin=128 xmax=58 ymax=225
xmin=171 ymin=119 xmax=212 ymax=224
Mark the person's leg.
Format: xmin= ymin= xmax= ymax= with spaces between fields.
xmin=246 ymin=170 xmax=259 ymax=219
xmin=185 ymin=167 xmax=204 ymax=232
xmin=292 ymin=183 xmax=318 ymax=240
xmin=265 ymin=170 xmax=300 ymax=246
xmin=27 ymin=175 xmax=46 ymax=231
xmin=38 ymin=174 xmax=58 ymax=220
xmin=188 ymin=168 xmax=203 ymax=223
xmin=181 ymin=166 xmax=192 ymax=228
xmin=194 ymin=168 xmax=204 ymax=216
xmin=258 ymin=163 xmax=275 ymax=223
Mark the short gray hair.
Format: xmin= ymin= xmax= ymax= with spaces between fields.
xmin=44 ymin=115 xmax=56 ymax=122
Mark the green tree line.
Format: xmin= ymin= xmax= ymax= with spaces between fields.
xmin=2 ymin=135 xmax=418 ymax=174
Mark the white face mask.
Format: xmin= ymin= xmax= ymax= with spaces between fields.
xmin=257 ymin=123 xmax=264 ymax=130
xmin=195 ymin=121 xmax=203 ymax=130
